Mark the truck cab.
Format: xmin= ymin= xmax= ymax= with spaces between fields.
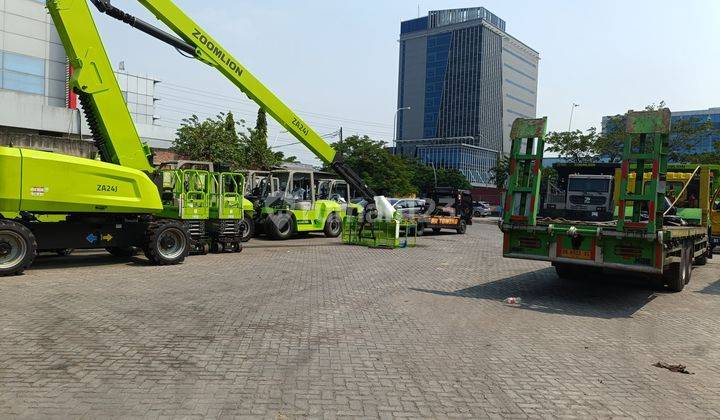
xmin=565 ymin=174 xmax=615 ymax=221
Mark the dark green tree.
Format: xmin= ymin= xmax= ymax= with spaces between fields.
xmin=326 ymin=135 xmax=415 ymax=196
xmin=242 ymin=108 xmax=283 ymax=170
xmin=489 ymin=155 xmax=511 ymax=189
xmin=545 ymin=128 xmax=599 ymax=164
xmin=172 ymin=112 xmax=244 ymax=167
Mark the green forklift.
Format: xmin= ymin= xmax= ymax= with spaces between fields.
xmin=256 ymin=168 xmax=362 ymax=240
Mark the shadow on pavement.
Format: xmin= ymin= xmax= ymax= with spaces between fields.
xmin=411 ymin=267 xmax=659 ymax=319
xmin=697 ymin=279 xmax=720 ymax=295
xmin=31 ymin=251 xmax=147 ymax=271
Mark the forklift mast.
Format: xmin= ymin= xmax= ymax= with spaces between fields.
xmin=50 ymin=0 xmax=377 ymax=201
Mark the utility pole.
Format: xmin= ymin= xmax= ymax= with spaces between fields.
xmin=339 ymin=126 xmax=343 ymax=142
xmin=569 ymin=103 xmax=580 ymax=131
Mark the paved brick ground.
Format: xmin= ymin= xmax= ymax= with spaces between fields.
xmin=1 ymin=219 xmax=719 ymax=419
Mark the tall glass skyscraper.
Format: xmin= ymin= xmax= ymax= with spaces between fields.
xmin=396 ymin=7 xmax=539 ymax=187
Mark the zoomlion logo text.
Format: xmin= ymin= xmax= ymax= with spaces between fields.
xmin=192 ymin=29 xmax=243 ymax=77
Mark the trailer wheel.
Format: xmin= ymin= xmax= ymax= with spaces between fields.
xmin=323 ymin=213 xmax=342 ymax=238
xmin=267 ymin=213 xmax=294 ymax=240
xmin=694 ymin=247 xmax=708 ymax=266
xmin=143 ymin=220 xmax=190 ymax=265
xmin=0 ymin=220 xmax=37 ymax=277
xmin=106 ymin=247 xmax=139 ymax=258
xmin=663 ymin=246 xmax=688 ymax=293
xmin=684 ymin=242 xmax=693 ymax=285
xmin=240 ymin=215 xmax=254 ymax=242
xmin=456 ymin=219 xmax=467 ymax=234
xmin=432 ymin=228 xmax=442 ymax=234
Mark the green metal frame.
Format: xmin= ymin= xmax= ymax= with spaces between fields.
xmin=616 ymin=109 xmax=670 ymax=233
xmin=210 ymin=172 xmax=245 ymax=221
xmin=503 ymin=117 xmax=548 ymax=226
xmin=156 ymin=169 xmax=210 ymax=220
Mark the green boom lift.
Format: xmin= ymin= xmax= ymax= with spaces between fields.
xmin=0 ymin=0 xmax=380 ymax=276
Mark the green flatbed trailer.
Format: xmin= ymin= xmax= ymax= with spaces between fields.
xmin=501 ymin=110 xmax=713 ymax=292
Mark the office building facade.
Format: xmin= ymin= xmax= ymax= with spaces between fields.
xmin=396 ymin=7 xmax=539 ymax=186
xmin=0 ymin=0 xmax=174 ymax=156
xmin=602 ymin=108 xmax=720 ymax=155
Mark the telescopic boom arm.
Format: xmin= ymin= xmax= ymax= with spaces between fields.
xmin=87 ymin=0 xmax=377 ymax=201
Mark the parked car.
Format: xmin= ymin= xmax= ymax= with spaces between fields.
xmin=473 ymin=201 xmax=492 ymax=217
xmin=388 ymin=198 xmax=427 ymax=218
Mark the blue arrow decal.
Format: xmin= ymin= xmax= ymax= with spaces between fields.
xmin=86 ymin=233 xmax=98 ymax=244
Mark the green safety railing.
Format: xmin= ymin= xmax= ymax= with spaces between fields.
xmin=616 ymin=109 xmax=670 ymax=233
xmin=503 ymin=117 xmax=548 ymax=226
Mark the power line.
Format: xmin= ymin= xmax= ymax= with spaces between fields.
xmin=157 ymin=82 xmax=393 ymax=128
xmin=155 ymin=102 xmax=393 ymax=138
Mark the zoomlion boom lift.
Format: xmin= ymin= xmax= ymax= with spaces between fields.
xmin=0 ymin=0 xmax=380 ymax=276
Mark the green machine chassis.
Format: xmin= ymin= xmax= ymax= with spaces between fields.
xmin=501 ymin=110 xmax=711 ymax=292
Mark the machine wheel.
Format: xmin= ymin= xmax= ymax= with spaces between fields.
xmin=456 ymin=220 xmax=467 ymax=235
xmin=240 ymin=215 xmax=254 ymax=242
xmin=432 ymin=228 xmax=442 ymax=234
xmin=0 ymin=220 xmax=37 ymax=277
xmin=695 ymin=249 xmax=708 ymax=266
xmin=143 ymin=220 xmax=190 ymax=265
xmin=106 ymin=246 xmax=139 ymax=258
xmin=210 ymin=241 xmax=224 ymax=254
xmin=323 ymin=213 xmax=342 ymax=238
xmin=200 ymin=243 xmax=210 ymax=255
xmin=267 ymin=213 xmax=294 ymax=240
xmin=231 ymin=242 xmax=242 ymax=253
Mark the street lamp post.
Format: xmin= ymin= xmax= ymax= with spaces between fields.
xmin=568 ymin=103 xmax=580 ymax=131
xmin=393 ymin=107 xmax=411 ymax=150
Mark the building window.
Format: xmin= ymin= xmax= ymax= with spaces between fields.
xmin=0 ymin=52 xmax=46 ymax=96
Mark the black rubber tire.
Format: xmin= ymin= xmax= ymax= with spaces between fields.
xmin=323 ymin=213 xmax=342 ymax=238
xmin=663 ymin=244 xmax=688 ymax=293
xmin=106 ymin=246 xmax=139 ymax=258
xmin=267 ymin=213 xmax=294 ymax=240
xmin=456 ymin=220 xmax=467 ymax=235
xmin=684 ymin=243 xmax=693 ymax=285
xmin=0 ymin=220 xmax=37 ymax=277
xmin=695 ymin=250 xmax=708 ymax=266
xmin=232 ymin=242 xmax=242 ymax=253
xmin=200 ymin=243 xmax=210 ymax=255
xmin=143 ymin=220 xmax=190 ymax=266
xmin=240 ymin=215 xmax=254 ymax=242
xmin=432 ymin=228 xmax=442 ymax=234
xmin=210 ymin=241 xmax=223 ymax=254
xmin=415 ymin=225 xmax=424 ymax=237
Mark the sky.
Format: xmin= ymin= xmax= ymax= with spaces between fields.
xmin=92 ymin=0 xmax=720 ymax=164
